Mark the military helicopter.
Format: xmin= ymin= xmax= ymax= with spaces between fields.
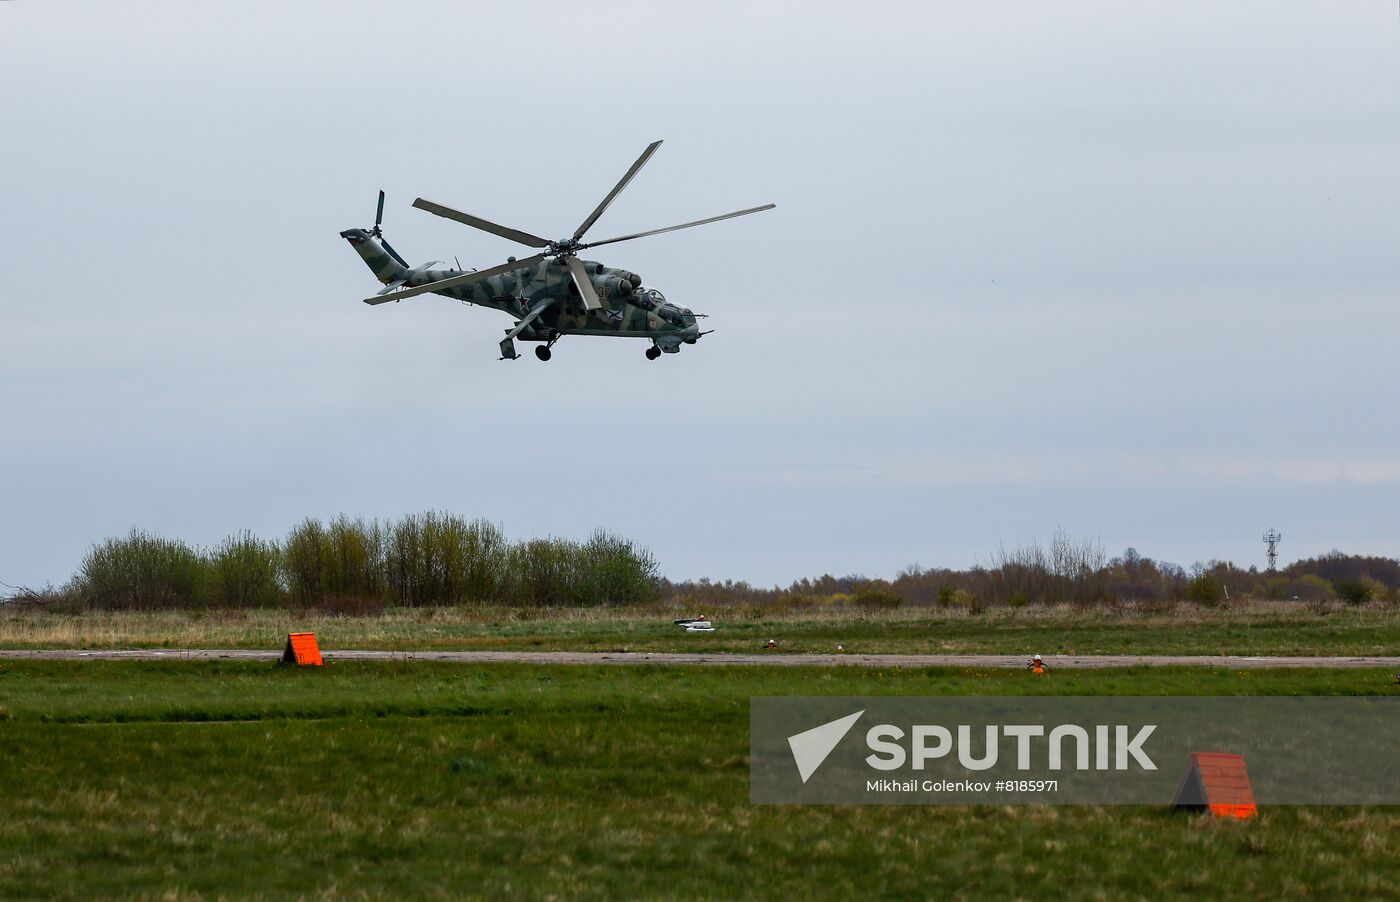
xmin=341 ymin=141 xmax=774 ymax=361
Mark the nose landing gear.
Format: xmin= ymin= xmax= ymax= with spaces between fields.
xmin=645 ymin=346 xmax=661 ymax=361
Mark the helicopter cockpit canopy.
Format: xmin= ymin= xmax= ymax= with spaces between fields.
xmin=657 ymin=305 xmax=688 ymax=326
xmin=645 ymin=288 xmax=666 ymax=304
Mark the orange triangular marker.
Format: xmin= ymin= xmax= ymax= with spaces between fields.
xmin=1173 ymin=752 xmax=1256 ymax=819
xmin=281 ymin=632 xmax=324 ymax=667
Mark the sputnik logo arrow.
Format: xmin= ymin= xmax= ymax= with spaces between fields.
xmin=787 ymin=710 xmax=865 ymax=783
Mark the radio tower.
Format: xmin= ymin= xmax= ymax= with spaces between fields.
xmin=1262 ymin=528 xmax=1282 ymax=571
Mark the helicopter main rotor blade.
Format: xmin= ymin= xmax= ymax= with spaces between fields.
xmin=375 ymin=190 xmax=386 ymax=230
xmin=572 ymin=140 xmax=663 ymax=242
xmin=363 ymin=253 xmax=546 ymax=305
xmin=413 ymin=198 xmax=550 ymax=248
xmin=579 ymin=203 xmax=776 ymax=250
xmin=564 ymin=256 xmax=602 ymax=311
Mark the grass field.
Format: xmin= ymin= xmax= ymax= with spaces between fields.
xmin=3 ymin=660 xmax=1399 ymax=898
xmin=5 ymin=602 xmax=1400 ymax=656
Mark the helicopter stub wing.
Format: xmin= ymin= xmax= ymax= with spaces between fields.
xmin=363 ymin=254 xmax=546 ymax=305
xmin=498 ymin=297 xmax=559 ymax=360
xmin=504 ymin=297 xmax=557 ymax=341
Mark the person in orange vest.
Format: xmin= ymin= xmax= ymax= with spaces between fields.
xmin=1028 ymin=654 xmax=1048 ymax=675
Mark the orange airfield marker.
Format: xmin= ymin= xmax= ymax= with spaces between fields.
xmin=1172 ymin=752 xmax=1257 ymax=819
xmin=281 ymin=632 xmax=324 ymax=667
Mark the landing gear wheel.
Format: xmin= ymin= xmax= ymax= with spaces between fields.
xmin=645 ymin=346 xmax=661 ymax=361
xmin=535 ymin=345 xmax=552 ymax=362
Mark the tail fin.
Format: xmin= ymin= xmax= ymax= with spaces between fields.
xmin=340 ymin=228 xmax=410 ymax=285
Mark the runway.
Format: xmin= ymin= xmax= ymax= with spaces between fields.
xmin=3 ymin=649 xmax=1399 ymax=668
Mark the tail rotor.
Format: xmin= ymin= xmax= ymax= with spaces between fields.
xmin=370 ymin=189 xmax=409 ymax=267
xmin=372 ymin=190 xmax=386 ymax=236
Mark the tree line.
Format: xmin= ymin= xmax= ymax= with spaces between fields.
xmin=662 ymin=534 xmax=1400 ymax=612
xmin=58 ymin=513 xmax=661 ymax=611
xmin=11 ymin=521 xmax=1398 ymax=612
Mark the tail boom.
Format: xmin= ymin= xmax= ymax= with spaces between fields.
xmin=341 ymin=228 xmax=409 ymax=285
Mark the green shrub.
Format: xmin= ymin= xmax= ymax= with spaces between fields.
xmin=282 ymin=519 xmax=325 ymax=606
xmin=575 ymin=529 xmax=662 ymax=606
xmin=506 ymin=537 xmax=581 ymax=607
xmin=1187 ymin=572 xmax=1224 ymax=606
xmin=385 ymin=513 xmax=507 ymax=606
xmin=326 ymin=515 xmax=384 ymax=599
xmin=1294 ymin=574 xmax=1336 ymax=603
xmin=71 ymin=529 xmax=208 ymax=610
xmin=951 ymin=588 xmax=983 ymax=615
xmin=937 ymin=585 xmax=956 ymax=609
xmin=209 ymin=531 xmax=284 ymax=608
xmin=385 ymin=513 xmax=439 ymax=606
xmin=1336 ymin=577 xmax=1388 ymax=606
xmin=1336 ymin=580 xmax=1370 ymax=606
xmin=764 ymin=593 xmax=806 ymax=614
xmin=460 ymin=519 xmax=509 ymax=602
xmin=851 ymin=583 xmax=902 ymax=611
xmin=282 ymin=516 xmax=384 ymax=607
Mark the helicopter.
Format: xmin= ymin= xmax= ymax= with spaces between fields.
xmin=341 ymin=141 xmax=774 ymax=361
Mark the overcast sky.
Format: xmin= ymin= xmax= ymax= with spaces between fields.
xmin=3 ymin=1 xmax=1399 ymax=588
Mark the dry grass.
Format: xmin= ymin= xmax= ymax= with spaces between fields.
xmin=0 ymin=604 xmax=662 ymax=648
xmin=4 ymin=599 xmax=1400 ymax=655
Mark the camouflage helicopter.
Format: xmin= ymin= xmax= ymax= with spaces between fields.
xmin=341 ymin=141 xmax=773 ymax=361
